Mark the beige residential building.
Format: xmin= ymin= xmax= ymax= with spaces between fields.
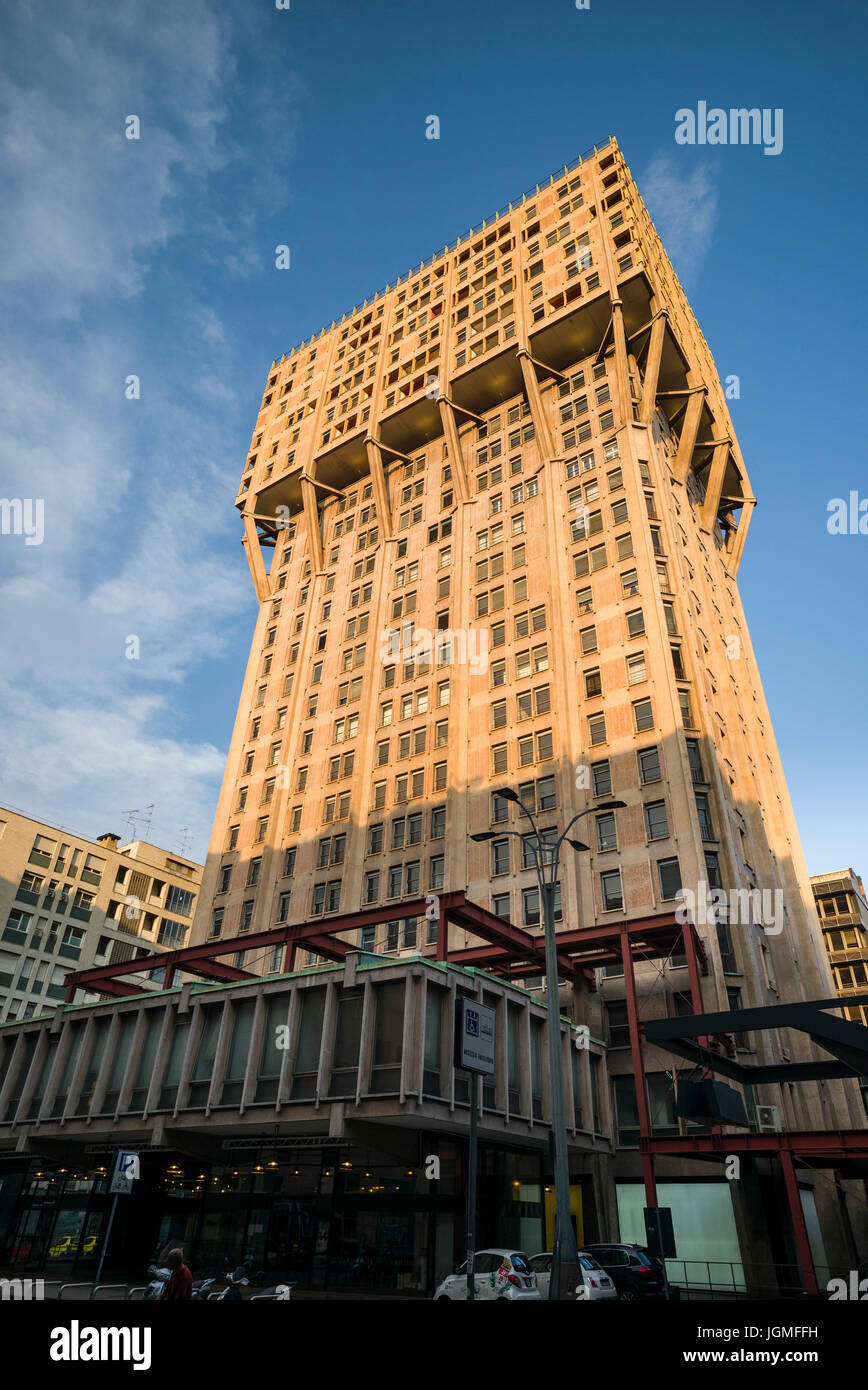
xmin=181 ymin=133 xmax=866 ymax=1278
xmin=0 ymin=805 xmax=202 ymax=1020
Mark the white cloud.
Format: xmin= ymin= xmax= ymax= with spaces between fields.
xmin=0 ymin=1 xmax=293 ymax=860
xmin=638 ymin=154 xmax=719 ymax=286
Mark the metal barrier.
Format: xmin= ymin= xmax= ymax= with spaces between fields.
xmin=666 ymin=1259 xmax=836 ymax=1300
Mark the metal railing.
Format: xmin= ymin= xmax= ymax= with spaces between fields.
xmin=666 ymin=1259 xmax=836 ymax=1300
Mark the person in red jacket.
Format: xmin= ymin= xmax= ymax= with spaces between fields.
xmin=160 ymin=1248 xmax=193 ymax=1300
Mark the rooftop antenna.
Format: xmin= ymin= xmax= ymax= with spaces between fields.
xmin=176 ymin=826 xmax=192 ymax=858
xmin=122 ymin=808 xmax=140 ymax=841
xmin=141 ymin=804 xmax=154 ymax=842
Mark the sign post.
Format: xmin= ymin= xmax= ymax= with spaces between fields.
xmin=90 ymin=1151 xmax=139 ymax=1299
xmin=454 ymin=998 xmax=495 ymax=1301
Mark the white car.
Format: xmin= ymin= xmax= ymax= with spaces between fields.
xmin=434 ymin=1248 xmax=541 ymax=1300
xmin=528 ymin=1251 xmax=618 ymax=1300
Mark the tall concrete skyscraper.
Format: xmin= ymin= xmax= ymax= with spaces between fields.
xmin=191 ymin=135 xmax=865 ymax=1273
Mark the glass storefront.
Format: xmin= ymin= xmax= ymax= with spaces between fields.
xmin=0 ymin=1134 xmax=550 ymax=1294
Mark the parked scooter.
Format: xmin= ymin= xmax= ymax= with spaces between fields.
xmin=207 ymin=1265 xmax=250 ymax=1300
xmin=143 ymin=1264 xmax=170 ymax=1300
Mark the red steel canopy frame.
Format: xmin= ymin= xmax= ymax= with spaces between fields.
xmin=63 ymin=892 xmax=707 ymax=1001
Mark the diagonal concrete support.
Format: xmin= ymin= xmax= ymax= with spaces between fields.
xmin=300 ymin=475 xmax=324 ymax=572
xmin=364 ymin=437 xmax=394 ymax=538
xmin=610 ymin=298 xmax=634 ymax=424
xmin=436 ymin=397 xmax=470 ymax=501
xmin=699 ymin=441 xmax=731 ymax=533
xmin=640 ymin=310 xmax=668 ymax=423
xmin=241 ymin=511 xmax=271 ymax=602
xmin=673 ymin=387 xmax=707 ymax=483
xmin=726 ymin=497 xmax=756 ymax=576
xmin=517 ymin=350 xmax=556 ymax=459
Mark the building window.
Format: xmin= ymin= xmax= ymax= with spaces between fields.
xmin=695 ymin=793 xmax=715 ymax=841
xmin=637 ymin=746 xmax=661 ymax=784
xmin=588 ymin=712 xmax=607 ymax=746
xmin=591 ymin=759 xmax=611 ymax=796
xmin=705 ymin=851 xmax=722 ymax=889
xmin=600 ymin=869 xmax=623 ymax=912
xmin=633 ymin=698 xmax=654 ymax=732
xmin=645 ymin=800 xmax=669 ymax=841
xmin=686 ymin=739 xmax=704 ymax=784
xmin=606 ymin=1001 xmax=630 ymax=1049
xmin=596 ymin=812 xmax=617 ymax=852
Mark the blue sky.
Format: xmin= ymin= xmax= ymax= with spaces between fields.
xmin=0 ymin=0 xmax=865 ymax=873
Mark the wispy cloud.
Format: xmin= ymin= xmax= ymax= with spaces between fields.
xmin=0 ymin=0 xmax=298 ymax=858
xmin=637 ymin=154 xmax=719 ymax=286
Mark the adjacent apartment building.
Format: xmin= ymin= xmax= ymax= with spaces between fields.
xmin=811 ymin=870 xmax=868 ymax=1030
xmin=0 ymin=806 xmax=202 ymax=1020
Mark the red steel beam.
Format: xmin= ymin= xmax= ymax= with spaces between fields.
xmin=639 ymin=1129 xmax=868 ymax=1159
xmin=620 ymin=923 xmax=657 ymax=1205
xmin=781 ymin=1149 xmax=819 ymax=1295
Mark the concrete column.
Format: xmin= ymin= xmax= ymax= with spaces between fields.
xmin=89 ymin=1013 xmax=120 ymax=1123
xmin=640 ymin=310 xmax=668 ymax=423
xmin=316 ymin=981 xmax=339 ymax=1106
xmin=357 ymin=976 xmax=375 ymax=1105
xmin=174 ymin=1001 xmax=202 ymax=1116
xmin=205 ymin=999 xmax=232 ymax=1114
xmin=276 ymin=987 xmax=300 ymax=1110
xmin=143 ymin=1006 xmax=175 ymax=1118
xmin=116 ymin=1009 xmax=148 ymax=1118
xmin=241 ymin=991 xmax=267 ymax=1114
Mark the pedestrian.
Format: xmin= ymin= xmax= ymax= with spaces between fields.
xmin=160 ymin=1248 xmax=193 ymax=1300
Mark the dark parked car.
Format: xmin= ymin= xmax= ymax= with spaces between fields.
xmin=583 ymin=1244 xmax=665 ymax=1300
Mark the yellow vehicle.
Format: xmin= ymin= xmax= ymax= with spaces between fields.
xmin=82 ymin=1234 xmax=98 ymax=1256
xmin=48 ymin=1235 xmax=77 ymax=1259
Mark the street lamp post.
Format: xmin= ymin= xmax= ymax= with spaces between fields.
xmin=473 ymin=792 xmax=625 ymax=1300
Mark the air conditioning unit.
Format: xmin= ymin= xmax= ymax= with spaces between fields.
xmin=757 ymin=1105 xmax=782 ymax=1133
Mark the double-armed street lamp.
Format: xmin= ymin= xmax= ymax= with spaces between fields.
xmin=472 ymin=788 xmax=625 ymax=1300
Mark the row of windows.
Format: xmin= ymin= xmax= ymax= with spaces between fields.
xmin=491 ymin=729 xmax=553 ymax=774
